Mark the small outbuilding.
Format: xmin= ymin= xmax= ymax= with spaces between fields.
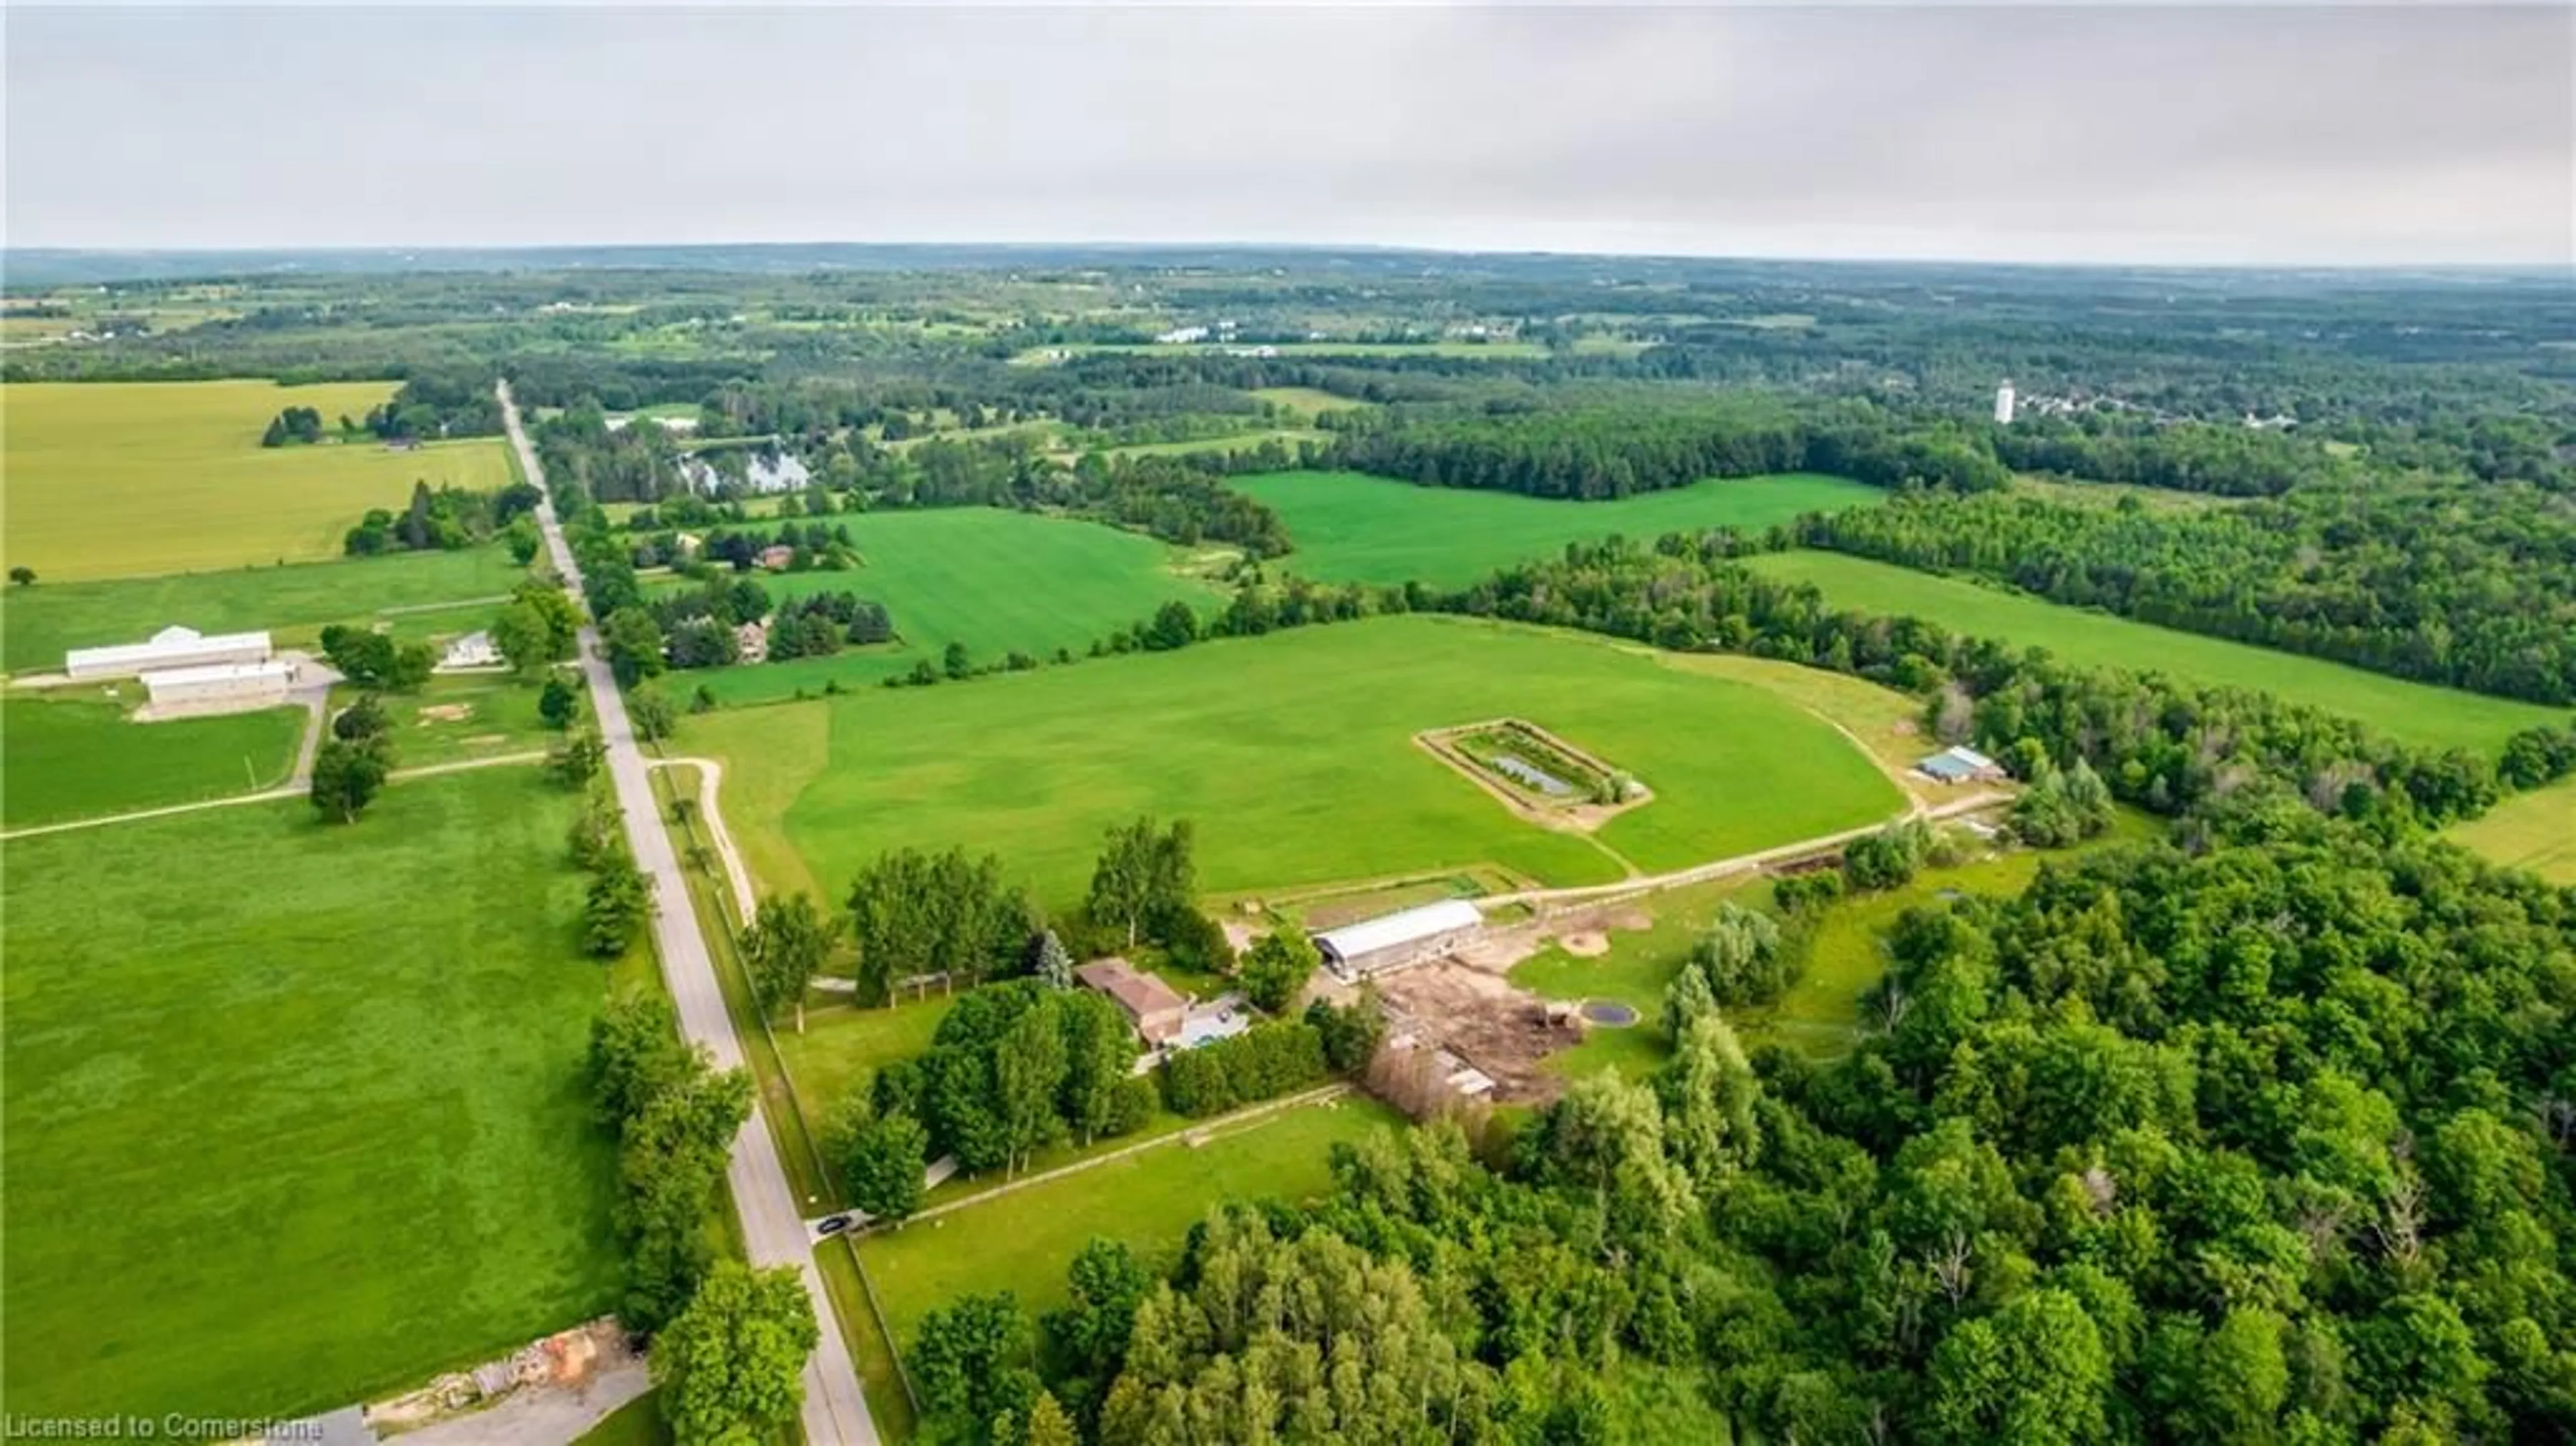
xmin=66 ymin=625 xmax=272 ymax=681
xmin=1313 ymin=899 xmax=1483 ymax=982
xmin=437 ymin=631 xmax=502 ymax=671
xmin=1075 ymin=959 xmax=1188 ymax=1045
xmin=1916 ymin=744 xmax=2006 ymax=785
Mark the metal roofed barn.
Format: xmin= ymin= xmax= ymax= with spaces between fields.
xmin=1313 ymin=898 xmax=1485 ymax=980
xmin=1915 ymin=743 xmax=2006 ymax=784
xmin=65 ymin=625 xmax=273 ymax=681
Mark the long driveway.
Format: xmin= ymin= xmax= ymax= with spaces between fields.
xmin=501 ymin=382 xmax=878 ymax=1446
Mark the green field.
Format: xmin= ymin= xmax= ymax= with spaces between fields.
xmin=1 ymin=768 xmax=621 ymax=1417
xmin=2445 ymin=777 xmax=2576 ymax=884
xmin=1248 ymin=386 xmax=1368 ymax=417
xmin=688 ymin=616 xmax=1904 ymax=911
xmin=1 ymin=690 xmax=307 ymax=827
xmin=661 ymin=508 xmax=1219 ymax=705
xmin=1234 ymin=470 xmax=1881 ymax=588
xmin=3 ymin=380 xmax=515 ymax=581
xmin=1748 ymin=550 xmax=2569 ymax=752
xmin=1 ymin=546 xmax=524 ymax=674
xmin=858 ymin=1097 xmax=1405 ymax=1345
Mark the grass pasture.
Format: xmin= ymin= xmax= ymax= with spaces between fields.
xmin=1 ymin=545 xmax=524 ymax=674
xmin=1234 ymin=470 xmax=1881 ymax=588
xmin=659 ymin=508 xmax=1219 ymax=705
xmin=1 ymin=768 xmax=621 ymax=1418
xmin=858 ymin=1097 xmax=1405 ymax=1345
xmin=689 ymin=615 xmax=1904 ymax=912
xmin=1249 ymin=386 xmax=1369 ymax=417
xmin=2446 ymin=777 xmax=2576 ymax=884
xmin=1 ymin=690 xmax=307 ymax=828
xmin=2 ymin=380 xmax=514 ymax=581
xmin=1748 ymin=550 xmax=2568 ymax=752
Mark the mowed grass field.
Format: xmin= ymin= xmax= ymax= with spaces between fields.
xmin=1 ymin=545 xmax=525 ymax=674
xmin=2446 ymin=776 xmax=2576 ymax=884
xmin=1 ymin=692 xmax=307 ymax=827
xmin=688 ymin=615 xmax=1905 ymax=911
xmin=1748 ymin=550 xmax=2569 ymax=752
xmin=665 ymin=508 xmax=1219 ymax=705
xmin=2 ymin=380 xmax=515 ymax=580
xmin=1 ymin=768 xmax=623 ymax=1417
xmin=1233 ymin=470 xmax=1881 ymax=588
xmin=859 ymin=1097 xmax=1405 ymax=1347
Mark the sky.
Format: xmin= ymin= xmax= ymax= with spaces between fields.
xmin=5 ymin=4 xmax=2570 ymax=266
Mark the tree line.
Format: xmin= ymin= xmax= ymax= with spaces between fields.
xmin=1790 ymin=482 xmax=2576 ymax=704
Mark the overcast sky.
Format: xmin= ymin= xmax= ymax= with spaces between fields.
xmin=6 ymin=4 xmax=2569 ymax=265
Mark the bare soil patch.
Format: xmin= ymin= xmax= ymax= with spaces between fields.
xmin=418 ymin=703 xmax=474 ymax=724
xmin=1377 ymin=958 xmax=1582 ymax=1104
xmin=1559 ymin=931 xmax=1610 ymax=958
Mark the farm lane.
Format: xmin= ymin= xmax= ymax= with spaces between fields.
xmin=502 ymin=382 xmax=882 ymax=1446
xmin=1488 ymin=789 xmax=2008 ymax=911
xmin=0 ymin=750 xmax=552 ymax=842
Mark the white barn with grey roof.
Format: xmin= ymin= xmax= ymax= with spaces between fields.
xmin=1313 ymin=898 xmax=1484 ymax=980
xmin=65 ymin=625 xmax=272 ymax=681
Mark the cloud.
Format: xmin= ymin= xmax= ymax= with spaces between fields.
xmin=5 ymin=4 xmax=2567 ymax=263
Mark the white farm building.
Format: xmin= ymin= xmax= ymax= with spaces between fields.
xmin=66 ymin=625 xmax=272 ymax=681
xmin=140 ymin=659 xmax=299 ymax=715
xmin=1313 ymin=899 xmax=1484 ymax=981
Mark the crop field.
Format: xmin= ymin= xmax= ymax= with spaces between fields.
xmin=688 ymin=615 xmax=1904 ymax=911
xmin=1747 ymin=550 xmax=2569 ymax=752
xmin=661 ymin=508 xmax=1219 ymax=705
xmin=2445 ymin=777 xmax=2576 ymax=884
xmin=2 ymin=380 xmax=515 ymax=580
xmin=1 ymin=545 xmax=524 ymax=674
xmin=1 ymin=691 xmax=307 ymax=828
xmin=857 ymin=1097 xmax=1405 ymax=1345
xmin=1 ymin=768 xmax=621 ymax=1418
xmin=1233 ymin=470 xmax=1881 ymax=588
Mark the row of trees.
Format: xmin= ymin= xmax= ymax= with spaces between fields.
xmin=588 ymin=997 xmax=819 ymax=1445
xmin=1325 ymin=401 xmax=2012 ymax=500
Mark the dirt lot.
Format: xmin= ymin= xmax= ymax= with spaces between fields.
xmin=1373 ymin=900 xmax=1654 ymax=1104
xmin=1378 ymin=959 xmax=1583 ymax=1103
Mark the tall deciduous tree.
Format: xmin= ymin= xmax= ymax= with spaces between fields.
xmin=603 ymin=605 xmax=666 ymax=686
xmin=309 ymin=737 xmax=388 ymax=823
xmin=1237 ymin=925 xmax=1319 ymax=1013
xmin=651 ymin=1263 xmax=819 ymax=1446
xmin=741 ymin=892 xmax=837 ymax=1032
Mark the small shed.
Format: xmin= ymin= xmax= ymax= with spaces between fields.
xmin=1916 ymin=744 xmax=2006 ymax=784
xmin=437 ymin=631 xmax=501 ymax=670
xmin=1313 ymin=899 xmax=1483 ymax=981
xmin=1075 ymin=959 xmax=1188 ymax=1045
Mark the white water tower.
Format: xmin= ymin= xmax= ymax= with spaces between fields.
xmin=1993 ymin=380 xmax=2017 ymax=426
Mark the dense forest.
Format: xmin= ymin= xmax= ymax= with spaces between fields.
xmin=910 ymin=804 xmax=2576 ymax=1445
xmin=1790 ymin=485 xmax=2576 ymax=705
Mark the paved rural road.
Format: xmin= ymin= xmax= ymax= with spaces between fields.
xmin=502 ymin=382 xmax=880 ymax=1446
